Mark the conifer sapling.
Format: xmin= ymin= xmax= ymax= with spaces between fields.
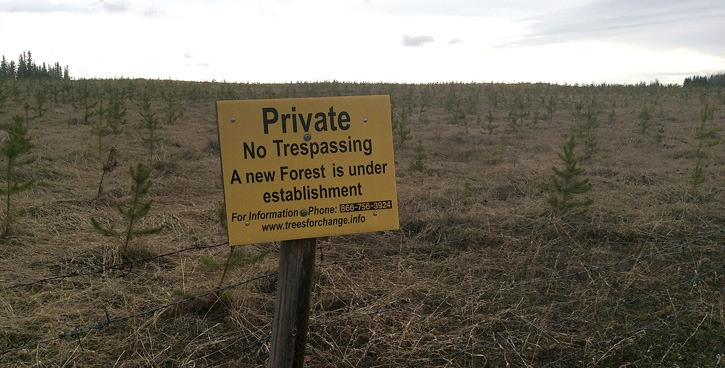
xmin=1 ymin=115 xmax=36 ymax=236
xmin=139 ymin=95 xmax=161 ymax=166
xmin=91 ymin=163 xmax=163 ymax=256
xmin=546 ymin=135 xmax=593 ymax=217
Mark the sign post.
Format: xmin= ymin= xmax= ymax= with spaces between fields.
xmin=269 ymin=238 xmax=316 ymax=368
xmin=216 ymin=95 xmax=399 ymax=367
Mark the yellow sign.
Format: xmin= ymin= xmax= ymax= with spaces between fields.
xmin=216 ymin=95 xmax=399 ymax=245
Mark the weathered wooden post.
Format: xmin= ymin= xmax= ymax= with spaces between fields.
xmin=216 ymin=96 xmax=399 ymax=367
xmin=269 ymin=238 xmax=316 ymax=368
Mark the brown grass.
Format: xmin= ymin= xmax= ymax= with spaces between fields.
xmin=0 ymin=79 xmax=723 ymax=367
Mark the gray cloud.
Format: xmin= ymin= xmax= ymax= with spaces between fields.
xmin=370 ymin=0 xmax=723 ymax=57
xmin=142 ymin=6 xmax=163 ymax=17
xmin=517 ymin=0 xmax=725 ymax=55
xmin=402 ymin=35 xmax=434 ymax=47
xmin=96 ymin=0 xmax=129 ymax=13
xmin=372 ymin=0 xmax=555 ymax=18
xmin=0 ymin=0 xmax=86 ymax=13
xmin=0 ymin=0 xmax=134 ymax=14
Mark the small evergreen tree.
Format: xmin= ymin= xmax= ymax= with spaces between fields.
xmin=75 ymin=82 xmax=99 ymax=124
xmin=545 ymin=136 xmax=593 ymax=217
xmin=32 ymin=87 xmax=48 ymax=119
xmin=690 ymin=164 xmax=705 ymax=190
xmin=607 ymin=105 xmax=617 ymax=125
xmin=105 ymin=88 xmax=127 ymax=134
xmin=574 ymin=104 xmax=598 ymax=159
xmin=483 ymin=111 xmax=498 ymax=135
xmin=161 ymin=88 xmax=183 ymax=126
xmin=411 ymin=140 xmax=427 ymax=172
xmin=508 ymin=94 xmax=530 ymax=133
xmin=694 ymin=104 xmax=719 ymax=158
xmin=689 ymin=104 xmax=721 ymax=195
xmin=139 ymin=95 xmax=161 ymax=166
xmin=637 ymin=105 xmax=651 ymax=134
xmin=90 ymin=100 xmax=112 ymax=157
xmin=91 ymin=163 xmax=163 ymax=256
xmin=1 ymin=115 xmax=36 ymax=236
xmin=393 ymin=114 xmax=412 ymax=147
xmin=544 ymin=94 xmax=557 ymax=118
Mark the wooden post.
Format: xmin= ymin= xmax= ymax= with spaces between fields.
xmin=269 ymin=238 xmax=317 ymax=368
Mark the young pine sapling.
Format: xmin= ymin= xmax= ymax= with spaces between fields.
xmin=411 ymin=140 xmax=427 ymax=172
xmin=91 ymin=163 xmax=163 ymax=257
xmin=74 ymin=81 xmax=98 ymax=124
xmin=139 ymin=95 xmax=162 ymax=166
xmin=484 ymin=111 xmax=498 ymax=136
xmin=161 ymin=88 xmax=183 ymax=126
xmin=637 ymin=105 xmax=652 ymax=135
xmin=105 ymin=88 xmax=127 ymax=135
xmin=1 ymin=115 xmax=36 ymax=236
xmin=690 ymin=104 xmax=721 ymax=194
xmin=545 ymin=135 xmax=593 ymax=217
xmin=393 ymin=113 xmax=412 ymax=147
xmin=90 ymin=100 xmax=111 ymax=157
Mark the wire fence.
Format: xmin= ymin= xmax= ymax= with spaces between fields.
xmin=1 ymin=270 xmax=276 ymax=357
xmin=2 ymin=241 xmax=229 ymax=291
xmin=3 ymin=234 xmax=696 ymax=293
xmin=1 ymin=236 xmax=722 ymax=364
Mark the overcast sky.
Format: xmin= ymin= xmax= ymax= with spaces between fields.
xmin=1 ymin=0 xmax=723 ymax=84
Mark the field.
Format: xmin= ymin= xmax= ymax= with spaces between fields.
xmin=0 ymin=79 xmax=723 ymax=367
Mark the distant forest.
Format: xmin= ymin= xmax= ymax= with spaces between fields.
xmin=683 ymin=72 xmax=725 ymax=87
xmin=0 ymin=50 xmax=722 ymax=87
xmin=0 ymin=51 xmax=69 ymax=80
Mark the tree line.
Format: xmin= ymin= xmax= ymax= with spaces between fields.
xmin=0 ymin=51 xmax=70 ymax=80
xmin=683 ymin=72 xmax=725 ymax=87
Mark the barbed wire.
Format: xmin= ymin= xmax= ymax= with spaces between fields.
xmin=0 ymin=258 xmax=426 ymax=359
xmin=2 ymin=241 xmax=230 ymax=291
xmin=1 ymin=237 xmax=721 ymax=364
xmin=4 ymin=226 xmax=711 ymax=293
xmin=0 ymin=270 xmax=275 ymax=357
xmin=59 ymin=271 xmax=276 ymax=340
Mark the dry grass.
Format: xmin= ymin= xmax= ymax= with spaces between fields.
xmin=0 ymin=79 xmax=723 ymax=367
